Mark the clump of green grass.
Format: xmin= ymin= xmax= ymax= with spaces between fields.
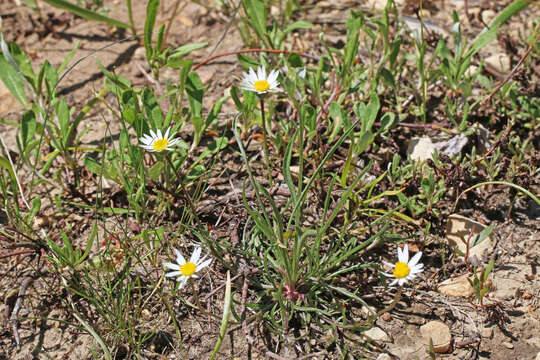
xmin=0 ymin=0 xmax=537 ymax=358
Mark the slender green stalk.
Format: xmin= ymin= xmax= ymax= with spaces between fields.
xmin=126 ymin=0 xmax=136 ymax=36
xmin=259 ymin=96 xmax=273 ymax=187
xmin=164 ymin=154 xmax=202 ymax=226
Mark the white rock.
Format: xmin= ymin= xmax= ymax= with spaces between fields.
xmin=407 ymin=136 xmax=437 ymax=162
xmin=376 ymin=354 xmax=392 ymax=360
xmin=485 ymin=53 xmax=511 ymax=74
xmin=536 ymin=351 xmax=540 ymax=360
xmin=420 ymin=321 xmax=452 ymax=353
xmin=364 ymin=327 xmax=390 ymax=342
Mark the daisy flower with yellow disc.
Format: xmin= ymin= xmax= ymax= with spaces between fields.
xmin=382 ymin=244 xmax=424 ymax=286
xmin=138 ymin=127 xmax=179 ymax=152
xmin=163 ymin=246 xmax=212 ymax=289
xmin=239 ymin=66 xmax=281 ymax=95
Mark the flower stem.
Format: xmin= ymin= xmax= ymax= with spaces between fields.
xmin=259 ymin=96 xmax=273 ymax=187
xmin=164 ymin=154 xmax=202 ymax=226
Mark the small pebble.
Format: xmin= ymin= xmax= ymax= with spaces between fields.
xmin=502 ymin=341 xmax=514 ymax=349
xmin=481 ymin=327 xmax=493 ymax=339
xmin=381 ymin=312 xmax=392 ymax=322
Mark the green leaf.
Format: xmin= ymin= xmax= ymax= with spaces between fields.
xmin=471 ymin=225 xmax=494 ymax=247
xmin=242 ymin=0 xmax=267 ymax=41
xmin=468 ymin=1 xmax=530 ymax=58
xmin=57 ymin=99 xmax=70 ymax=147
xmin=144 ymin=0 xmax=160 ymax=61
xmin=169 ymin=42 xmax=209 ymax=59
xmin=186 ymin=71 xmax=203 ymax=118
xmin=342 ymin=16 xmax=362 ymax=75
xmin=20 ymin=110 xmax=36 ymax=147
xmin=287 ymin=53 xmax=304 ymax=68
xmin=210 ymin=271 xmax=232 ymax=360
xmin=283 ymin=20 xmax=312 ymax=35
xmin=237 ymin=53 xmax=259 ymax=70
xmin=0 ymin=54 xmax=29 ymax=108
xmin=41 ymin=0 xmax=130 ymax=29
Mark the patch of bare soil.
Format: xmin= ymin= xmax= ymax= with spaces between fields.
xmin=1 ymin=0 xmax=539 ymax=359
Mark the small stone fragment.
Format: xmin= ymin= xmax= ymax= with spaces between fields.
xmin=438 ymin=273 xmax=475 ymax=298
xmin=381 ymin=312 xmax=392 ymax=322
xmin=502 ymin=341 xmax=514 ymax=349
xmin=364 ymin=327 xmax=390 ymax=342
xmin=481 ymin=327 xmax=493 ymax=339
xmin=522 ymin=291 xmax=532 ymax=300
xmin=485 ymin=53 xmax=511 ymax=74
xmin=376 ymin=354 xmax=392 ymax=360
xmin=420 ymin=321 xmax=452 ymax=353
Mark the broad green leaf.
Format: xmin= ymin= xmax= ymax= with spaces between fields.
xmin=169 ymin=42 xmax=209 ymax=59
xmin=186 ymin=71 xmax=203 ymax=118
xmin=144 ymin=0 xmax=160 ymax=61
xmin=20 ymin=110 xmax=36 ymax=147
xmin=242 ymin=0 xmax=267 ymax=41
xmin=469 ymin=1 xmax=529 ymax=58
xmin=0 ymin=54 xmax=29 ymax=108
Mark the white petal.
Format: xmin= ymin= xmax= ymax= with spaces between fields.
xmin=164 ymin=127 xmax=171 ymax=140
xmin=149 ymin=129 xmax=157 ymax=139
xmin=389 ymin=279 xmax=399 ymax=286
xmin=248 ymin=67 xmax=257 ymax=80
xmin=408 ymin=251 xmax=422 ymax=267
xmin=190 ymin=246 xmax=202 ymax=263
xmin=174 ymin=248 xmax=186 ymax=265
xmin=257 ymin=66 xmax=266 ymax=80
xmin=381 ymin=261 xmax=395 ymax=268
xmin=403 ymin=244 xmax=409 ymax=262
xmin=139 ymin=144 xmax=155 ymax=151
xmin=382 ymin=272 xmax=394 ymax=278
xmin=196 ymin=258 xmax=212 ymax=272
xmin=268 ymin=70 xmax=279 ymax=83
xmin=177 ymin=277 xmax=188 ymax=288
xmin=163 ymin=262 xmax=180 ymax=270
xmin=165 ymin=270 xmax=182 ymax=278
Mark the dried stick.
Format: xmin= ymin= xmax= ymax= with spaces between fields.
xmin=483 ymin=31 xmax=540 ymax=105
xmin=10 ymin=276 xmax=33 ymax=347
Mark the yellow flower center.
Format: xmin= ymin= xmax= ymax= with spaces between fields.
xmin=153 ymin=138 xmax=169 ymax=152
xmin=180 ymin=262 xmax=197 ymax=276
xmin=254 ymin=80 xmax=270 ymax=92
xmin=393 ymin=262 xmax=410 ymax=279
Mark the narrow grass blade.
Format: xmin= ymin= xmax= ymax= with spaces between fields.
xmin=454 ymin=180 xmax=540 ymax=211
xmin=41 ymin=0 xmax=131 ymax=29
xmin=210 ymin=271 xmax=232 ymax=360
xmin=72 ymin=311 xmax=112 ymax=360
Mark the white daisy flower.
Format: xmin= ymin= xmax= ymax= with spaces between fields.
xmin=382 ymin=244 xmax=424 ymax=286
xmin=139 ymin=127 xmax=180 ymax=152
xmin=163 ymin=246 xmax=212 ymax=289
xmin=239 ymin=65 xmax=281 ymax=94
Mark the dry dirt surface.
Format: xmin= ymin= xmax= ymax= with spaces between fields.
xmin=0 ymin=0 xmax=539 ymax=359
